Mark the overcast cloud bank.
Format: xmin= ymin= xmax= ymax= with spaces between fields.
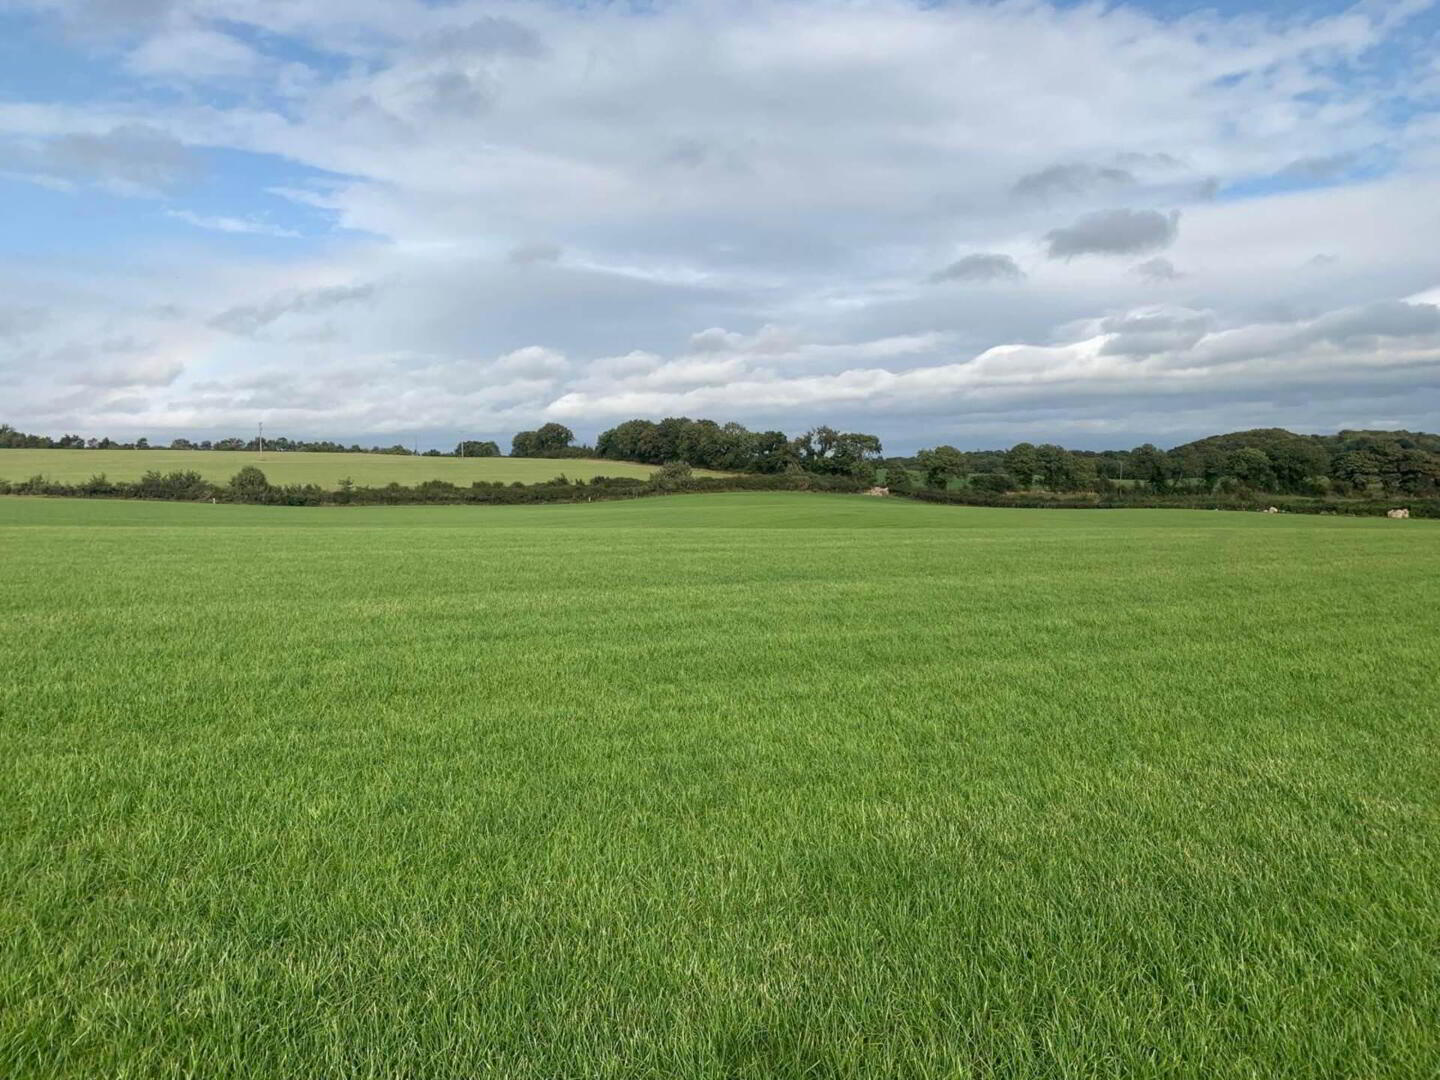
xmin=1 ymin=0 xmax=1438 ymax=449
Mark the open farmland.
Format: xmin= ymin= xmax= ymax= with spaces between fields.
xmin=2 ymin=493 xmax=1437 ymax=1078
xmin=0 ymin=448 xmax=727 ymax=487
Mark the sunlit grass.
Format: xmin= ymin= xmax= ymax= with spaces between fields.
xmin=0 ymin=448 xmax=729 ymax=487
xmin=2 ymin=494 xmax=1436 ymax=1078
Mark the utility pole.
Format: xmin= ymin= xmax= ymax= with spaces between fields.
xmin=259 ymin=421 xmax=264 ymax=458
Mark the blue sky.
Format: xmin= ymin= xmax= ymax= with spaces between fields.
xmin=1 ymin=0 xmax=1438 ymax=450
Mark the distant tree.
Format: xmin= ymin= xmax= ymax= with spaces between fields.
xmin=1035 ymin=444 xmax=1084 ymax=490
xmin=135 ymin=437 xmax=150 ymax=450
xmin=1387 ymin=449 xmax=1440 ymax=494
xmin=1268 ymin=440 xmax=1328 ymax=492
xmin=512 ymin=423 xmax=575 ymax=457
xmin=751 ymin=430 xmax=795 ymax=473
xmin=455 ymin=440 xmax=501 ymax=458
xmin=1194 ymin=446 xmax=1226 ymax=490
xmin=1003 ymin=443 xmax=1039 ymax=489
xmin=1130 ymin=443 xmax=1177 ymax=492
xmin=229 ymin=466 xmax=270 ymax=502
xmin=1069 ymin=454 xmax=1099 ymax=492
xmin=883 ymin=460 xmax=914 ymax=492
xmin=1092 ymin=451 xmax=1130 ymax=481
xmin=1222 ymin=447 xmax=1275 ymax=489
xmin=1331 ymin=449 xmax=1383 ymax=493
xmin=170 ymin=438 xmax=196 ymax=451
xmin=915 ymin=445 xmax=967 ymax=489
xmin=790 ymin=426 xmax=883 ymax=479
xmin=597 ymin=419 xmax=663 ymax=463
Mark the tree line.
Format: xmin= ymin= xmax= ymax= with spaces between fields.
xmin=6 ymin=420 xmax=1439 ymax=496
xmin=507 ymin=419 xmax=887 ymax=477
xmin=0 ymin=425 xmax=434 ymax=456
xmin=897 ymin=428 xmax=1440 ymax=497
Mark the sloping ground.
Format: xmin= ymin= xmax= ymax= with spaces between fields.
xmin=2 ymin=493 xmax=1437 ymax=1078
xmin=0 ymin=448 xmax=729 ymax=486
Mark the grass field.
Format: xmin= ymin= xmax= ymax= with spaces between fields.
xmin=0 ymin=448 xmax=726 ymax=486
xmin=3 ymin=494 xmax=1437 ymax=1078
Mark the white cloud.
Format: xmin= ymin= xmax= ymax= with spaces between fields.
xmin=166 ymin=210 xmax=301 ymax=237
xmin=1 ymin=0 xmax=1439 ymax=447
xmin=126 ymin=24 xmax=268 ymax=81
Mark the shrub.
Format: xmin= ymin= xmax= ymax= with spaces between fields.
xmin=650 ymin=462 xmax=694 ymax=491
xmin=971 ymin=473 xmax=1013 ymax=494
xmin=229 ymin=467 xmax=271 ymax=502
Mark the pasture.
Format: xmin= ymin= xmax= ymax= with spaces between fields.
xmin=0 ymin=448 xmax=724 ymax=487
xmin=2 ymin=494 xmax=1437 ymax=1078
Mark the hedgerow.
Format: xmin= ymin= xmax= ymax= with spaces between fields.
xmin=0 ymin=467 xmax=871 ymax=506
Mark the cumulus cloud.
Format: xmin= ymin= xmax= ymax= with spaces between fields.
xmin=492 ymin=345 xmax=569 ymax=378
xmin=535 ymin=299 xmax=1440 ymax=425
xmin=929 ymin=254 xmax=1025 ymax=284
xmin=1046 ymin=209 xmax=1180 ymax=259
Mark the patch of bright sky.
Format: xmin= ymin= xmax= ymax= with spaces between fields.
xmin=181 ymin=148 xmax=346 ymax=239
xmin=0 ymin=12 xmax=129 ymax=102
xmin=0 ymin=144 xmax=352 ymax=258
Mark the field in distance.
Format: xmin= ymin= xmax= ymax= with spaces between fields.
xmin=2 ymin=493 xmax=1437 ymax=1078
xmin=0 ymin=447 xmax=728 ymax=486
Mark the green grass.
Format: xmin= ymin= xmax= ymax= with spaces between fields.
xmin=2 ymin=494 xmax=1437 ymax=1078
xmin=0 ymin=448 xmax=727 ymax=486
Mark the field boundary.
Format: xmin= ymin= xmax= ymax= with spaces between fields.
xmin=1 ymin=469 xmax=1433 ymax=517
xmin=0 ymin=469 xmax=873 ymax=506
xmin=899 ymin=487 xmax=1437 ymax=518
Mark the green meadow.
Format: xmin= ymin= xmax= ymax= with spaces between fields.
xmin=2 ymin=494 xmax=1437 ymax=1078
xmin=0 ymin=448 xmax=726 ymax=487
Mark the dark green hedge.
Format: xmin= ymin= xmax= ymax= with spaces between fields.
xmin=902 ymin=488 xmax=1438 ymax=518
xmin=2 ymin=468 xmax=1430 ymax=517
xmin=0 ymin=469 xmax=871 ymax=506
